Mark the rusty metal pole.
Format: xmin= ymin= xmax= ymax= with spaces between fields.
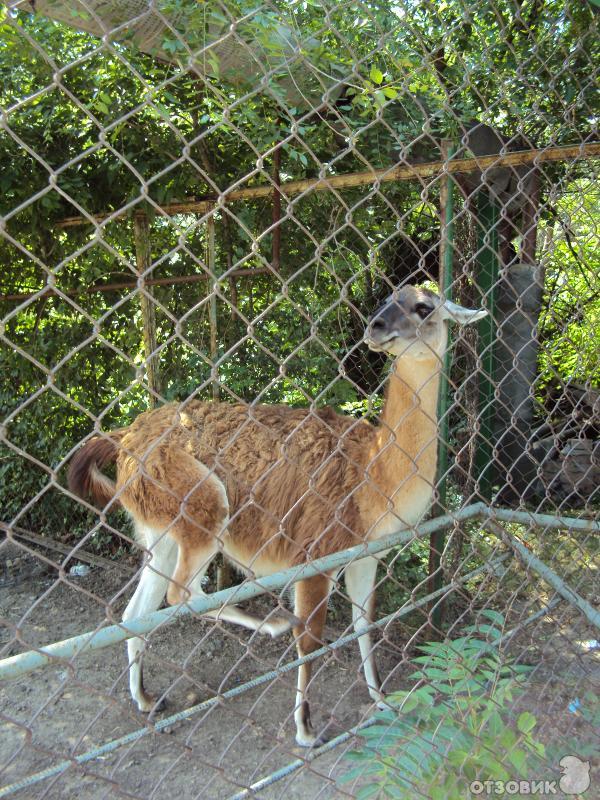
xmin=206 ymin=212 xmax=232 ymax=589
xmin=133 ymin=212 xmax=161 ymax=406
xmin=207 ymin=213 xmax=219 ymax=401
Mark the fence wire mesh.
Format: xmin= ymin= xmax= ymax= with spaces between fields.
xmin=0 ymin=0 xmax=599 ymax=798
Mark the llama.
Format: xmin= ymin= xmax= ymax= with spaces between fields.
xmin=68 ymin=284 xmax=486 ymax=746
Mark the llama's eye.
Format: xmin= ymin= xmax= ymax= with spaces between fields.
xmin=414 ymin=303 xmax=434 ymax=320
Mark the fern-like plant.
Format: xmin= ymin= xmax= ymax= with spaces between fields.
xmin=340 ymin=611 xmax=546 ymax=800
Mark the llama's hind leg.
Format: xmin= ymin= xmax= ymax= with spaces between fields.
xmin=173 ymin=540 xmax=292 ymax=638
xmin=167 ymin=533 xmax=218 ymax=605
xmin=165 ymin=462 xmax=229 ymax=605
xmin=204 ymin=597 xmax=292 ymax=638
xmin=292 ymin=574 xmax=331 ymax=747
xmin=164 ymin=462 xmax=291 ymax=637
xmin=123 ymin=527 xmax=177 ymax=712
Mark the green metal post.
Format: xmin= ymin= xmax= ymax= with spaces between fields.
xmin=474 ymin=191 xmax=499 ymax=499
xmin=428 ymin=141 xmax=455 ymax=634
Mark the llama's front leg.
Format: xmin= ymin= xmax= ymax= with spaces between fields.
xmin=344 ymin=556 xmax=384 ymax=706
xmin=293 ymin=574 xmax=330 ymax=747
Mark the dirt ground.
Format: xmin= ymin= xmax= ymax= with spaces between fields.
xmin=0 ymin=543 xmax=598 ymax=800
xmin=0 ymin=545 xmax=417 ymax=800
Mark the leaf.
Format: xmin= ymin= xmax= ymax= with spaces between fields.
xmin=369 ymin=66 xmax=384 ymax=84
xmin=418 ymin=667 xmax=449 ymax=680
xmin=344 ymin=749 xmax=372 ymax=762
xmin=396 ymin=693 xmax=420 ymax=713
xmin=383 ymin=784 xmax=405 ymax=799
xmin=157 ymin=100 xmax=174 ymax=117
xmin=508 ymin=747 xmax=528 ymax=774
xmin=517 ymin=711 xmax=537 ymax=734
xmin=338 ymin=764 xmax=370 ymax=783
xmin=480 ymin=609 xmax=505 ymax=626
xmin=486 ymin=710 xmax=504 ymax=737
xmin=374 ymin=90 xmax=386 ymax=109
xmin=360 ymin=732 xmax=401 ymax=749
xmin=463 ymin=624 xmax=501 ymax=640
xmin=432 ymin=683 xmax=454 ymax=694
xmin=371 ymin=710 xmax=399 ymax=725
xmin=357 ymin=784 xmax=380 ymax=800
xmin=499 ymin=727 xmax=516 ymax=748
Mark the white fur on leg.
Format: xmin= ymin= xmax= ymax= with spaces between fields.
xmin=123 ymin=527 xmax=176 ymax=712
xmin=294 ymin=669 xmax=319 ymax=747
xmin=187 ymin=560 xmax=293 ymax=637
xmin=204 ymin=606 xmax=293 ymax=637
xmin=345 ymin=556 xmax=384 ymax=704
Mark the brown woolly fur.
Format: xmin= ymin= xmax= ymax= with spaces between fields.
xmin=113 ymin=402 xmax=373 ymax=568
xmin=69 ymin=378 xmax=439 ymax=590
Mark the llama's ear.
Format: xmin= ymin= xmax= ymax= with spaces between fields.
xmin=439 ymin=299 xmax=488 ymax=326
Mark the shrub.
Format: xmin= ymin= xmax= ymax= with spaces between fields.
xmin=341 ymin=612 xmax=546 ymax=800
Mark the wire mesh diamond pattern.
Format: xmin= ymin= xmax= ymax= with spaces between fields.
xmin=0 ymin=1 xmax=598 ymax=798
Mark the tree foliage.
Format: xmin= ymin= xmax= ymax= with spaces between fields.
xmin=0 ymin=0 xmax=598 ymax=543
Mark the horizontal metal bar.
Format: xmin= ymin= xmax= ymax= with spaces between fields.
xmin=0 ymin=504 xmax=485 ymax=682
xmin=0 ymin=552 xmax=508 ymax=798
xmin=486 ymin=520 xmax=600 ymax=631
xmin=482 ymin=507 xmax=600 ymax=533
xmin=0 ymin=267 xmax=271 ymax=304
xmin=55 ymin=142 xmax=600 ymax=228
xmin=2 ymin=504 xmax=595 ymax=682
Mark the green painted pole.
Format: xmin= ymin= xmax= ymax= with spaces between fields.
xmin=474 ymin=191 xmax=499 ymax=500
xmin=428 ymin=140 xmax=456 ymax=634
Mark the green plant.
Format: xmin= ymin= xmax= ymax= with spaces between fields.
xmin=341 ymin=612 xmax=546 ymax=799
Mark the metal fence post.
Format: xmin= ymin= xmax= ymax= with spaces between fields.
xmin=428 ymin=140 xmax=456 ymax=634
xmin=474 ymin=191 xmax=499 ymax=500
xmin=133 ymin=211 xmax=161 ymax=406
xmin=207 ymin=213 xmax=219 ymax=401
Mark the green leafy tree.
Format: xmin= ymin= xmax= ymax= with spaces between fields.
xmin=1 ymin=0 xmax=598 ymax=545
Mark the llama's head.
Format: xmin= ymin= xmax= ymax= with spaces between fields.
xmin=365 ymin=284 xmax=487 ymax=360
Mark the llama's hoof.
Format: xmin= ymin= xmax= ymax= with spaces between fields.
xmin=295 ymin=729 xmax=326 ymax=748
xmin=371 ymin=694 xmax=389 ymax=711
xmin=262 ymin=616 xmax=294 ymax=638
xmin=366 ymin=688 xmax=388 ymax=711
xmin=136 ymin=691 xmax=167 ymax=714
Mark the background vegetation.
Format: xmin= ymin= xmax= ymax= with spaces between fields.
xmin=1 ymin=0 xmax=598 ymax=559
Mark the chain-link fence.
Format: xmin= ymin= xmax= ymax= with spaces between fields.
xmin=1 ymin=1 xmax=599 ymax=798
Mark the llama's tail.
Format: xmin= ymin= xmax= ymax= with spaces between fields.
xmin=68 ymin=431 xmax=125 ymax=508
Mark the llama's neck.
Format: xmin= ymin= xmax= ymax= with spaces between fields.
xmin=362 ymin=355 xmax=442 ymax=533
xmin=379 ymin=356 xmax=441 ymax=445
